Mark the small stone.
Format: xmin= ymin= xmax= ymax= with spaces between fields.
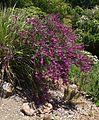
xmin=54 ymin=115 xmax=62 ymax=120
xmin=21 ymin=103 xmax=35 ymax=116
xmin=38 ymin=102 xmax=53 ymax=114
xmin=2 ymin=82 xmax=14 ymax=98
xmin=70 ymin=84 xmax=78 ymax=90
xmin=43 ymin=114 xmax=53 ymax=120
xmin=43 ymin=102 xmax=53 ymax=113
xmin=19 ymin=112 xmax=24 ymax=116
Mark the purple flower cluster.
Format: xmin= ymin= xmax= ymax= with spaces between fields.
xmin=19 ymin=14 xmax=93 ymax=84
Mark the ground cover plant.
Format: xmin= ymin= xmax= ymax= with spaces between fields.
xmin=79 ymin=61 xmax=99 ymax=106
xmin=69 ymin=51 xmax=99 ymax=106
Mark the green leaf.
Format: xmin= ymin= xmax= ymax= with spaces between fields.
xmin=96 ymin=100 xmax=99 ymax=107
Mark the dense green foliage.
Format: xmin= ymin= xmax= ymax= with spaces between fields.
xmin=71 ymin=6 xmax=99 ymax=58
xmin=32 ymin=0 xmax=71 ymax=16
xmin=70 ymin=51 xmax=99 ymax=106
xmin=11 ymin=6 xmax=46 ymax=18
xmin=65 ymin=0 xmax=99 ymax=8
xmin=80 ymin=62 xmax=99 ymax=106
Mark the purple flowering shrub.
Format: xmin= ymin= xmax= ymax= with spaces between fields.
xmin=19 ymin=14 xmax=93 ymax=82
xmin=13 ymin=14 xmax=93 ymax=103
xmin=0 ymin=14 xmax=93 ymax=103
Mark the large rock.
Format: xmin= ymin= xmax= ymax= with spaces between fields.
xmin=21 ymin=103 xmax=35 ymax=116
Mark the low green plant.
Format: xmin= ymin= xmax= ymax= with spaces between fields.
xmin=70 ymin=54 xmax=99 ymax=106
xmin=69 ymin=51 xmax=99 ymax=106
xmin=79 ymin=61 xmax=99 ymax=106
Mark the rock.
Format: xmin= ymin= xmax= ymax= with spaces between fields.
xmin=54 ymin=116 xmax=62 ymax=120
xmin=21 ymin=103 xmax=35 ymax=116
xmin=39 ymin=102 xmax=53 ymax=114
xmin=2 ymin=82 xmax=14 ymax=98
xmin=43 ymin=102 xmax=53 ymax=114
xmin=69 ymin=84 xmax=78 ymax=91
xmin=43 ymin=114 xmax=53 ymax=120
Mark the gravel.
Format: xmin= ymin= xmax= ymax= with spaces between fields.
xmin=0 ymin=90 xmax=99 ymax=120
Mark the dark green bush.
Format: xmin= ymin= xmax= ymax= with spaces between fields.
xmin=65 ymin=0 xmax=99 ymax=8
xmin=32 ymin=0 xmax=71 ymax=16
xmin=0 ymin=0 xmax=33 ymax=8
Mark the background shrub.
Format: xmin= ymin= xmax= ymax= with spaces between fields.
xmin=71 ymin=6 xmax=99 ymax=58
xmin=11 ymin=6 xmax=46 ymax=18
xmin=65 ymin=0 xmax=99 ymax=8
xmin=32 ymin=0 xmax=72 ymax=16
xmin=0 ymin=0 xmax=33 ymax=8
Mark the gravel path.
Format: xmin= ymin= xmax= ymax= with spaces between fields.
xmin=0 ymin=96 xmax=34 ymax=120
xmin=0 ymin=93 xmax=99 ymax=120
